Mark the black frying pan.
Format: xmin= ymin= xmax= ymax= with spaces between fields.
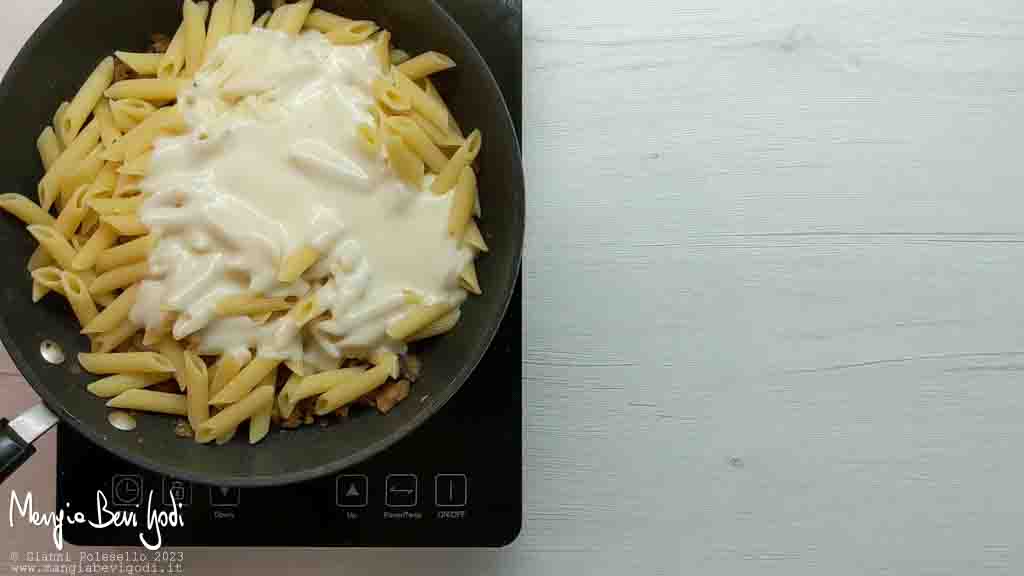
xmin=0 ymin=0 xmax=523 ymax=486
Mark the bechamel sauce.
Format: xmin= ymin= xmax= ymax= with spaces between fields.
xmin=131 ymin=28 xmax=472 ymax=365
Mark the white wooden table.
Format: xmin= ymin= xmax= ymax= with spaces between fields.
xmin=5 ymin=1 xmax=1024 ymax=573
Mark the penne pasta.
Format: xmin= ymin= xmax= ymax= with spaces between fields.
xmin=92 ymin=320 xmax=140 ymax=354
xmin=387 ymin=302 xmax=456 ymax=341
xmin=209 ymin=348 xmax=252 ymax=397
xmin=27 ymin=246 xmax=53 ymax=271
xmin=114 ymin=52 xmax=163 ymax=76
xmin=82 ymin=283 xmax=139 ymax=334
xmin=460 ymin=259 xmax=482 ymax=295
xmin=313 ymin=360 xmax=393 ymax=415
xmin=287 ymin=291 xmax=326 ymax=328
xmin=87 ymin=373 xmax=171 ymax=398
xmin=409 ymin=308 xmax=461 ymax=342
xmin=231 ymin=0 xmax=256 ymax=33
xmin=372 ymin=77 xmax=411 ymax=113
xmin=196 ymin=385 xmax=273 ymax=443
xmin=94 ymin=99 xmax=122 ymax=149
xmin=53 ymin=102 xmax=70 ymax=148
xmin=157 ymin=336 xmax=189 ymax=392
xmin=215 ymin=294 xmax=292 ymax=317
xmin=27 ymin=225 xmax=77 ymax=269
xmin=423 ymin=78 xmax=465 ymax=140
xmin=105 ymin=78 xmax=186 ymax=102
xmin=431 ymin=129 xmax=481 ymax=194
xmin=392 ymin=69 xmax=448 ymax=132
xmin=28 ymin=255 xmax=55 ymax=301
xmin=89 ymin=261 xmax=148 ymax=295
xmin=289 ymin=367 xmax=360 ymax=405
xmin=326 ymin=20 xmax=379 ymax=45
xmin=410 ymin=111 xmax=464 ymax=148
xmin=31 ymin=267 xmax=65 ymax=301
xmin=375 ymin=30 xmax=391 ymax=74
xmin=0 ymin=194 xmax=56 ymax=228
xmin=371 ymin=350 xmax=401 ymax=379
xmin=448 ymin=166 xmax=477 ymax=241
xmin=103 ymin=105 xmax=185 ymax=163
xmin=205 ymin=0 xmax=236 ymax=61
xmin=276 ymin=372 xmax=303 ymax=419
xmin=397 ymin=51 xmax=456 ymax=80
xmin=249 ymin=366 xmax=277 ymax=443
xmin=107 ymin=389 xmax=188 ymax=416
xmin=36 ymin=127 xmax=62 ymax=170
xmin=464 ymin=219 xmax=489 ymax=252
xmin=109 ymin=98 xmax=157 ymax=132
xmin=182 ymin=0 xmax=210 ymax=77
xmin=118 ymin=151 xmax=151 ymax=176
xmin=60 ymin=57 xmax=115 ymax=145
xmin=94 ymin=291 xmax=118 ymax=308
xmin=265 ymin=3 xmax=290 ymax=30
xmin=303 ymin=8 xmax=350 ymax=33
xmin=385 ymin=116 xmax=449 ymax=173
xmin=53 ymin=185 xmax=88 ymax=239
xmin=38 ymin=119 xmax=101 ymax=211
xmin=60 ymin=271 xmax=99 ymax=328
xmin=95 ymin=234 xmax=155 ymax=273
xmin=210 ymin=357 xmax=282 ymax=405
xmin=102 ymin=214 xmax=149 ymax=236
xmin=278 ymin=246 xmax=320 ymax=282
xmin=159 ymin=0 xmax=210 ymax=80
xmin=59 ymin=145 xmax=106 ymax=206
xmin=89 ymin=195 xmax=144 ymax=216
xmin=32 ymin=286 xmax=51 ymax=304
xmin=78 ymin=351 xmax=175 ymax=375
xmin=71 ymin=223 xmax=118 ymax=271
xmin=384 ymin=134 xmax=424 ymax=186
xmin=277 ymin=0 xmax=313 ymax=35
xmin=113 ymin=173 xmax=143 ymax=198
xmin=248 ymin=395 xmax=273 ymax=443
xmin=184 ymin=350 xmax=210 ymax=431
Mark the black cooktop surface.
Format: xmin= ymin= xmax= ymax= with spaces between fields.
xmin=58 ymin=0 xmax=522 ymax=548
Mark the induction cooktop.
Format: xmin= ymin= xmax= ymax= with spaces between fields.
xmin=58 ymin=0 xmax=522 ymax=548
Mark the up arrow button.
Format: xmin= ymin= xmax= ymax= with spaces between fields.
xmin=336 ymin=475 xmax=368 ymax=508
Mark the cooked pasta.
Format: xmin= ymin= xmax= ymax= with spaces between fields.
xmin=205 ymin=0 xmax=236 ymax=61
xmin=59 ymin=57 xmax=115 ymax=145
xmin=114 ymin=52 xmax=164 ymax=76
xmin=4 ymin=4 xmax=492 ymax=446
xmin=182 ymin=0 xmax=209 ymax=77
xmin=78 ymin=352 xmax=175 ymax=374
xmin=231 ymin=0 xmax=256 ymax=34
xmin=396 ymin=51 xmax=456 ymax=80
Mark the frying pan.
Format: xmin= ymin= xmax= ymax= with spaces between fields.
xmin=0 ymin=0 xmax=523 ymax=486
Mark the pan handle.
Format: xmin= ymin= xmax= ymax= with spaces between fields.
xmin=0 ymin=404 xmax=58 ymax=483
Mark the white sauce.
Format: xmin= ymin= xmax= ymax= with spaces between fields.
xmin=132 ymin=29 xmax=471 ymax=363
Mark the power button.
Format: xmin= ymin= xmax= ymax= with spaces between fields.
xmin=435 ymin=474 xmax=467 ymax=508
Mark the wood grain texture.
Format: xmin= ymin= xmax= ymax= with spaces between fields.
xmin=5 ymin=0 xmax=1024 ymax=573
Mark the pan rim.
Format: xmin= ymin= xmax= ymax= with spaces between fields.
xmin=0 ymin=0 xmax=524 ymax=487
